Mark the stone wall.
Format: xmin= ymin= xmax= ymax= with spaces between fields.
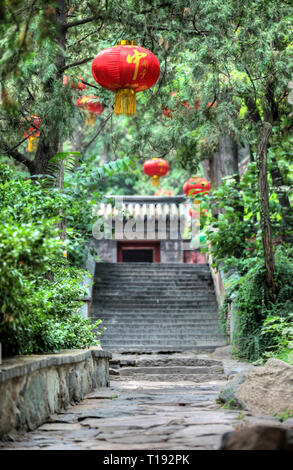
xmin=160 ymin=240 xmax=183 ymax=263
xmin=0 ymin=347 xmax=111 ymax=439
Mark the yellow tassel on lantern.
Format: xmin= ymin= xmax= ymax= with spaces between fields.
xmin=85 ymin=114 xmax=96 ymax=126
xmin=114 ymin=88 xmax=136 ymax=115
xmin=152 ymin=175 xmax=160 ymax=187
xmin=28 ymin=136 xmax=38 ymax=152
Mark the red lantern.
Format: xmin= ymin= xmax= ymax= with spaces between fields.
xmin=22 ymin=116 xmax=40 ymax=152
xmin=92 ymin=40 xmax=160 ymax=115
xmin=76 ymin=95 xmax=104 ymax=126
xmin=63 ymin=75 xmax=86 ymax=91
xmin=183 ymin=177 xmax=211 ymax=198
xmin=143 ymin=158 xmax=169 ymax=187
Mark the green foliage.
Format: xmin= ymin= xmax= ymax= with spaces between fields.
xmin=0 ymin=163 xmax=103 ymax=356
xmin=226 ymin=247 xmax=293 ymax=362
xmin=2 ymin=266 xmax=104 ymax=356
xmin=202 ymin=158 xmax=292 ymax=273
xmin=274 ymin=410 xmax=293 ymax=423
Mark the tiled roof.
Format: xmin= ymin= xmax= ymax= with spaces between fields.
xmin=93 ymin=196 xmax=191 ymax=221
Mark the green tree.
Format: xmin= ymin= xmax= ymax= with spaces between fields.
xmin=1 ymin=0 xmax=292 ymax=300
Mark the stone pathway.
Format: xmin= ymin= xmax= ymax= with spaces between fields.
xmin=0 ymin=350 xmax=285 ymax=450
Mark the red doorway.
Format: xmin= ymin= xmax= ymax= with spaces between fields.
xmin=117 ymin=241 xmax=160 ymax=263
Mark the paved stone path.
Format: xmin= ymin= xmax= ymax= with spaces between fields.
xmin=0 ymin=351 xmax=284 ymax=450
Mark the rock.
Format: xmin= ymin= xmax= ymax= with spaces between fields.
xmin=218 ymin=373 xmax=248 ymax=409
xmin=219 ymin=426 xmax=293 ymax=450
xmin=241 ymin=415 xmax=281 ymax=428
xmin=283 ymin=417 xmax=293 ymax=428
xmin=211 ymin=346 xmax=233 ymax=360
xmin=236 ymin=358 xmax=293 ymax=416
xmin=222 ymin=361 xmax=255 ymax=379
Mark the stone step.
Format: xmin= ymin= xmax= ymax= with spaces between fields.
xmin=94 ymin=308 xmax=218 ymax=315
xmin=101 ymin=322 xmax=221 ymax=328
xmin=93 ymin=314 xmax=220 ymax=320
xmin=105 ymin=346 xmax=219 ymax=353
xmin=94 ymin=287 xmax=214 ymax=292
xmin=105 ymin=346 xmax=226 ymax=352
xmin=94 ymin=272 xmax=212 ymax=283
xmin=95 ymin=274 xmax=213 ymax=280
xmin=95 ymin=310 xmax=218 ymax=316
xmin=95 ymin=298 xmax=215 ymax=308
xmin=112 ymin=357 xmax=222 ymax=367
xmin=102 ymin=327 xmax=222 ymax=334
xmin=102 ymin=332 xmax=224 ymax=340
xmin=95 ymin=304 xmax=217 ymax=310
xmin=96 ymin=317 xmax=219 ymax=324
xmin=94 ymin=282 xmax=215 ymax=287
xmin=96 ymin=270 xmax=211 ymax=274
xmin=94 ymin=292 xmax=216 ymax=298
xmin=118 ymin=365 xmax=224 ymax=376
xmin=95 ymin=302 xmax=217 ymax=308
xmin=96 ymin=263 xmax=210 ymax=269
xmin=110 ymin=373 xmax=225 ymax=382
xmin=97 ymin=317 xmax=219 ymax=323
xmin=94 ymin=273 xmax=212 ymax=279
xmin=102 ymin=327 xmax=221 ymax=333
xmin=101 ymin=340 xmax=227 ymax=348
xmin=94 ymin=297 xmax=217 ymax=302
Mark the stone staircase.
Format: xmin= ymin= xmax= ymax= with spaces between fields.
xmin=91 ymin=263 xmax=226 ymax=352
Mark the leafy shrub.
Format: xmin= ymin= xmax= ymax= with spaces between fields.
xmin=0 ymin=164 xmax=103 ymax=356
xmin=202 ymin=162 xmax=289 ymax=273
xmin=226 ymin=247 xmax=293 ymax=362
xmin=3 ymin=310 xmax=104 ymax=356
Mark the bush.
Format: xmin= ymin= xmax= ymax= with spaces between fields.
xmin=0 ymin=164 xmax=103 ymax=356
xmin=227 ymin=247 xmax=293 ymax=362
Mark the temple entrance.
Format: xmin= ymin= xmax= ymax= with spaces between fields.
xmin=117 ymin=241 xmax=160 ymax=263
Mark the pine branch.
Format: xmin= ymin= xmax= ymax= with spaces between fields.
xmin=61 ymin=57 xmax=94 ymax=72
xmin=64 ymin=16 xmax=102 ymax=29
xmin=140 ymin=2 xmax=172 ymax=14
xmin=68 ymin=25 xmax=104 ymax=48
xmin=83 ymin=112 xmax=113 ymax=151
xmin=2 ymin=141 xmax=33 ymax=171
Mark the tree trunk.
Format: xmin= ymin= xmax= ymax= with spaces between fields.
xmin=202 ymin=133 xmax=240 ymax=187
xmin=30 ymin=0 xmax=67 ymax=176
xmin=257 ymin=122 xmax=276 ymax=300
xmin=270 ymin=156 xmax=293 ymax=243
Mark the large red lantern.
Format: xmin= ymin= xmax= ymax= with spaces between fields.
xmin=143 ymin=158 xmax=169 ymax=187
xmin=183 ymin=177 xmax=211 ymax=198
xmin=76 ymin=95 xmax=104 ymax=125
xmin=22 ymin=116 xmax=40 ymax=152
xmin=92 ymin=40 xmax=160 ymax=116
